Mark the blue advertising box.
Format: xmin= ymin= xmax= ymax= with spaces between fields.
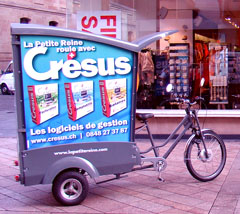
xmin=21 ymin=35 xmax=134 ymax=149
xmin=11 ymin=24 xmax=176 ymax=187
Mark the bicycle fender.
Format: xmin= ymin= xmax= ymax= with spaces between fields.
xmin=184 ymin=128 xmax=213 ymax=163
xmin=42 ymin=156 xmax=100 ymax=184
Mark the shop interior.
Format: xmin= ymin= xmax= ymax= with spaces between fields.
xmin=134 ymin=0 xmax=240 ymax=110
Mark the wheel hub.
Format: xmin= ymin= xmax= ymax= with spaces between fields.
xmin=199 ymin=149 xmax=213 ymax=162
xmin=61 ymin=178 xmax=83 ymax=200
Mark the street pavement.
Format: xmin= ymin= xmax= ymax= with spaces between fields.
xmin=0 ymin=95 xmax=17 ymax=138
xmin=1 ymin=95 xmax=240 ymax=213
xmin=1 ymin=138 xmax=240 ymax=213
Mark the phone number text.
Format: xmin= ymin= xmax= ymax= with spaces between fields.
xmin=85 ymin=128 xmax=128 ymax=138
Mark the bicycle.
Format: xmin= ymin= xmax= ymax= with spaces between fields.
xmin=135 ymin=96 xmax=227 ymax=182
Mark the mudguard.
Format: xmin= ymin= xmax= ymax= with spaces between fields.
xmin=42 ymin=156 xmax=99 ymax=184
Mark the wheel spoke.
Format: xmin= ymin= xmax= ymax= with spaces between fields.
xmin=52 ymin=171 xmax=89 ymax=205
xmin=70 ymin=182 xmax=80 ymax=194
xmin=60 ymin=178 xmax=83 ymax=199
xmin=185 ymin=131 xmax=226 ymax=182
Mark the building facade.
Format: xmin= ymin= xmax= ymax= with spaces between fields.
xmin=2 ymin=0 xmax=240 ymax=135
xmin=0 ymin=0 xmax=67 ymax=67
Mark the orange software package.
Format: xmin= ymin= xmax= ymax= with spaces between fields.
xmin=99 ymin=78 xmax=127 ymax=117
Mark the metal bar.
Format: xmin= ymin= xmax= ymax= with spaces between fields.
xmin=163 ymin=122 xmax=192 ymax=159
xmin=155 ymin=115 xmax=191 ymax=149
xmin=135 ymin=124 xmax=147 ymax=134
xmin=139 ymin=115 xmax=190 ymax=155
xmin=96 ymin=174 xmax=128 ymax=184
xmin=131 ymin=164 xmax=154 ymax=171
xmin=131 ymin=52 xmax=138 ymax=142
xmin=12 ymin=34 xmax=26 ymax=185
xmin=192 ymin=110 xmax=209 ymax=157
xmin=145 ymin=120 xmax=159 ymax=157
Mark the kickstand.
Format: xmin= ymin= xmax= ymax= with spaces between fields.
xmin=158 ymin=172 xmax=165 ymax=182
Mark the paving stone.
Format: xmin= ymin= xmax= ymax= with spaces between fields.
xmin=209 ymin=206 xmax=235 ymax=214
xmin=59 ymin=204 xmax=102 ymax=213
xmin=81 ymin=193 xmax=130 ymax=212
xmin=0 ymin=198 xmax=41 ymax=212
xmin=128 ymin=199 xmax=172 ymax=213
xmin=191 ymin=190 xmax=218 ymax=202
xmin=213 ymin=193 xmax=238 ymax=207
xmin=163 ymin=193 xmax=205 ymax=207
xmin=107 ymin=205 xmax=154 ymax=214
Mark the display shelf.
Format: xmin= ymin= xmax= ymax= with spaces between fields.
xmin=169 ymin=43 xmax=190 ymax=98
xmin=228 ymin=52 xmax=240 ymax=84
xmin=209 ymin=43 xmax=228 ymax=104
xmin=153 ymin=54 xmax=169 ymax=96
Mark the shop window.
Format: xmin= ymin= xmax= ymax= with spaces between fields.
xmin=49 ymin=21 xmax=58 ymax=27
xmin=69 ymin=0 xmax=240 ymax=112
xmin=20 ymin=17 xmax=31 ymax=24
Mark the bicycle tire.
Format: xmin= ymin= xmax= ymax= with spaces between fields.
xmin=185 ymin=129 xmax=226 ymax=182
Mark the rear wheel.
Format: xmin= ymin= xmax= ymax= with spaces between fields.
xmin=52 ymin=170 xmax=89 ymax=206
xmin=185 ymin=130 xmax=226 ymax=182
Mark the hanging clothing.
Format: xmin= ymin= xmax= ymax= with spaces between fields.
xmin=138 ymin=51 xmax=155 ymax=85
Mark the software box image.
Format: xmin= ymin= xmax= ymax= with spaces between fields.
xmin=64 ymin=81 xmax=94 ymax=121
xmin=28 ymin=83 xmax=59 ymax=125
xmin=99 ymin=78 xmax=127 ymax=117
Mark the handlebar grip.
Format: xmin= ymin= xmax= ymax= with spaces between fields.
xmin=173 ymin=98 xmax=190 ymax=103
xmin=194 ymin=96 xmax=205 ymax=102
xmin=168 ymin=98 xmax=183 ymax=103
xmin=164 ymin=96 xmax=206 ymax=109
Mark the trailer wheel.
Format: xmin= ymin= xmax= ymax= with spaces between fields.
xmin=52 ymin=170 xmax=89 ymax=206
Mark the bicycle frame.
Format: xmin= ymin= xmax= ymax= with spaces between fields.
xmin=136 ymin=106 xmax=201 ymax=161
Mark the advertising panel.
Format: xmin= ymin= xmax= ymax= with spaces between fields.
xmin=20 ymin=35 xmax=134 ymax=150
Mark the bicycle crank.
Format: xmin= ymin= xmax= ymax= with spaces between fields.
xmin=141 ymin=157 xmax=167 ymax=181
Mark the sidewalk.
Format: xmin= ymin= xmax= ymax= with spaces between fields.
xmin=0 ymin=137 xmax=240 ymax=213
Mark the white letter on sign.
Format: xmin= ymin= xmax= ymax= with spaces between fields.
xmin=115 ymin=57 xmax=131 ymax=75
xmin=62 ymin=60 xmax=81 ymax=78
xmin=24 ymin=47 xmax=61 ymax=81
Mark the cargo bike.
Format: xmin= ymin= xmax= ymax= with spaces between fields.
xmin=11 ymin=24 xmax=226 ymax=206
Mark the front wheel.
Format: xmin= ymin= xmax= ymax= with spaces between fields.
xmin=1 ymin=84 xmax=9 ymax=95
xmin=52 ymin=170 xmax=89 ymax=206
xmin=185 ymin=130 xmax=226 ymax=182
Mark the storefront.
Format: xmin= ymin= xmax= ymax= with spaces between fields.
xmin=11 ymin=0 xmax=240 ymax=136
xmin=66 ymin=0 xmax=240 ymax=136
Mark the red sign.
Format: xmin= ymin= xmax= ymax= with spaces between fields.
xmin=77 ymin=11 xmax=121 ymax=39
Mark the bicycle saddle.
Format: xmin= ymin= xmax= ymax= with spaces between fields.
xmin=136 ymin=113 xmax=154 ymax=121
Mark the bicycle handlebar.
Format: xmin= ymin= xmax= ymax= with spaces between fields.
xmin=170 ymin=96 xmax=205 ymax=106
